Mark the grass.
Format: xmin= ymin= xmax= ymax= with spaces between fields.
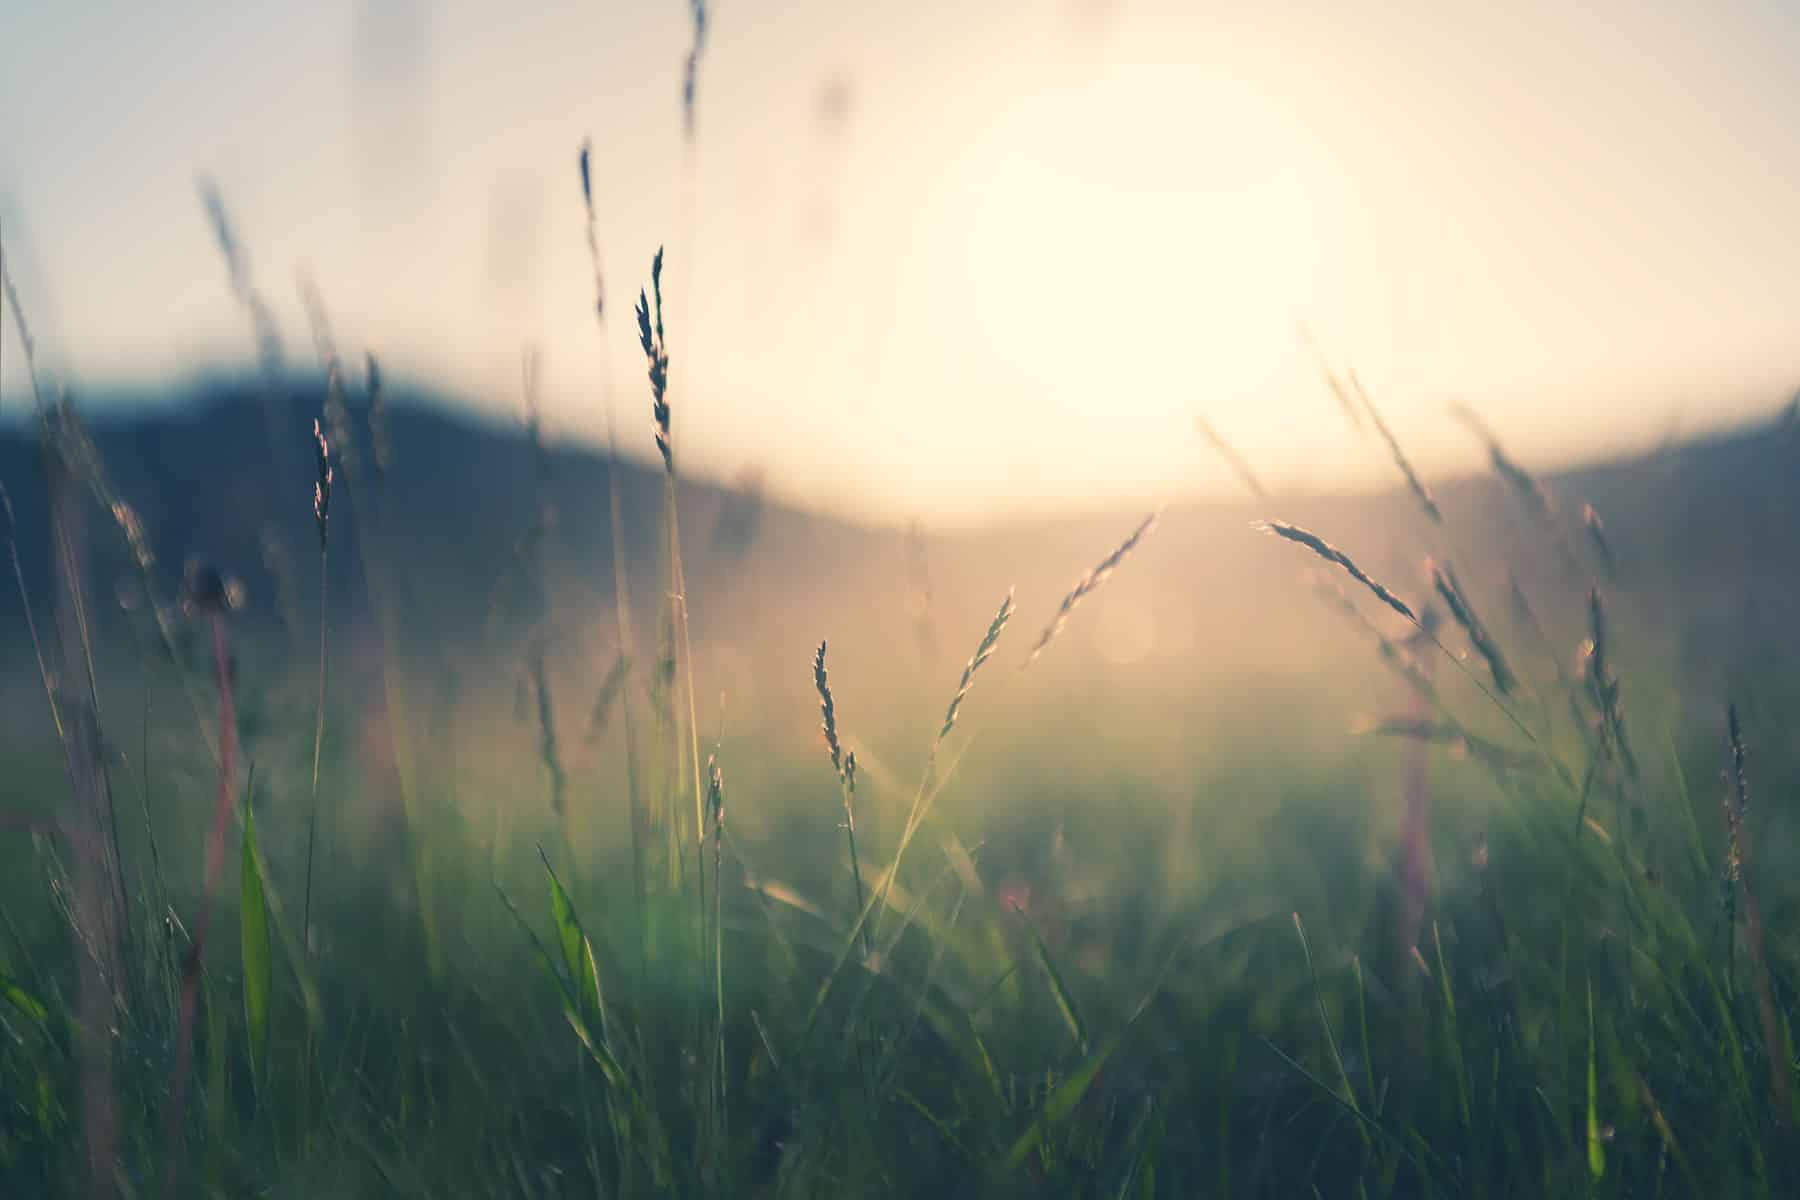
xmin=5 ymin=174 xmax=1800 ymax=1200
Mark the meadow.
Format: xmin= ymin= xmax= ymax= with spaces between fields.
xmin=5 ymin=181 xmax=1800 ymax=1200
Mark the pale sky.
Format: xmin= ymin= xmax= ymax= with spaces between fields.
xmin=3 ymin=0 xmax=1798 ymax=525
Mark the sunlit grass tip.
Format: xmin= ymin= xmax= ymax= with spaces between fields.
xmin=941 ymin=588 xmax=1015 ymax=742
xmin=635 ymin=249 xmax=671 ymax=471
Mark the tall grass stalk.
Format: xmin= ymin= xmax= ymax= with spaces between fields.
xmin=0 ymin=242 xmax=64 ymax=739
xmin=1297 ymin=322 xmax=1365 ymax=434
xmin=46 ymin=408 xmax=128 ymax=1200
xmin=1724 ymin=705 xmax=1790 ymax=1118
xmin=814 ymin=640 xmax=869 ymax=955
xmin=1194 ymin=416 xmax=1268 ymax=500
xmin=577 ymin=141 xmax=649 ymax=929
xmin=197 ymin=177 xmax=292 ymax=487
xmin=1429 ymin=560 xmax=1517 ymax=694
xmin=520 ymin=348 xmax=568 ymax=821
xmin=1293 ymin=912 xmax=1370 ymax=1159
xmin=302 ymin=414 xmax=332 ymax=950
xmin=707 ymin=756 xmax=728 ymax=1159
xmin=1348 ymin=370 xmax=1440 ymax=524
xmin=637 ymin=248 xmax=708 ymax=945
xmin=1023 ymin=511 xmax=1157 ymax=668
xmin=163 ymin=565 xmax=242 ymax=1197
xmin=300 ymin=292 xmax=439 ymax=974
xmin=1261 ymin=519 xmax=1569 ymax=788
xmin=859 ymin=589 xmax=1013 ymax=961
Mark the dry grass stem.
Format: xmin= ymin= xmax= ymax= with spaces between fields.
xmin=575 ymin=143 xmax=648 ymax=924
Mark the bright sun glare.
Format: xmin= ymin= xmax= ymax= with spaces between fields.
xmin=942 ymin=64 xmax=1328 ymax=448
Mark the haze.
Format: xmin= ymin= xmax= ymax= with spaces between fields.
xmin=3 ymin=0 xmax=1798 ymax=525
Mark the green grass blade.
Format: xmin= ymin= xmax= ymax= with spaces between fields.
xmin=1022 ymin=910 xmax=1087 ymax=1054
xmin=541 ymin=848 xmax=603 ymax=1025
xmin=1587 ymin=976 xmax=1605 ymax=1182
xmin=1431 ymin=921 xmax=1472 ymax=1145
xmin=0 ymin=968 xmax=48 ymax=1025
xmin=240 ymin=802 xmax=272 ymax=1079
xmin=1005 ymin=1030 xmax=1120 ymax=1171
xmin=1006 ymin=927 xmax=1196 ymax=1173
xmin=494 ymin=875 xmax=669 ymax=1185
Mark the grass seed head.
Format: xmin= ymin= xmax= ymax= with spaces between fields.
xmin=813 ymin=639 xmax=844 ymax=781
xmin=1024 ymin=511 xmax=1158 ymax=667
xmin=1582 ymin=587 xmax=1639 ymax=777
xmin=1258 ymin=520 xmax=1416 ymax=624
xmin=1350 ymin=369 xmax=1440 ymax=523
xmin=1194 ymin=417 xmax=1268 ymax=500
xmin=1582 ymin=503 xmax=1616 ymax=576
xmin=323 ymin=362 xmax=358 ymax=480
xmin=111 ymin=501 xmax=155 ymax=573
xmin=312 ymin=418 xmax=332 ymax=552
xmin=708 ymin=753 xmax=724 ymax=829
xmin=1428 ymin=560 xmax=1515 ymax=693
xmin=1724 ymin=704 xmax=1748 ymax=887
xmin=1297 ymin=322 xmax=1365 ymax=433
xmin=682 ymin=0 xmax=709 ymax=142
xmin=941 ymin=588 xmax=1014 ymax=741
xmin=1453 ymin=403 xmax=1554 ymax=520
xmin=577 ymin=140 xmax=605 ymax=319
xmin=637 ymin=248 xmax=672 ymax=470
xmin=198 ymin=174 xmax=284 ymax=375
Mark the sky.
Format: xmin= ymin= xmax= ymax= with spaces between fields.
xmin=2 ymin=0 xmax=1799 ymax=527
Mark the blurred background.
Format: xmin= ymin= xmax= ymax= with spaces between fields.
xmin=4 ymin=0 xmax=1799 ymax=522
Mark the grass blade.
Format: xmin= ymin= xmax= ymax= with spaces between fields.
xmin=1586 ymin=976 xmax=1605 ymax=1182
xmin=0 ymin=968 xmax=48 ymax=1025
xmin=1022 ymin=910 xmax=1087 ymax=1055
xmin=239 ymin=802 xmax=272 ymax=1080
xmin=1005 ymin=1031 xmax=1119 ymax=1171
xmin=540 ymin=848 xmax=603 ymax=1029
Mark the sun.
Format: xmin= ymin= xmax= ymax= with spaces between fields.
xmin=929 ymin=60 xmax=1336 ymax=449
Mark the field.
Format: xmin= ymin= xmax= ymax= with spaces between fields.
xmin=6 ymin=232 xmax=1800 ymax=1200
